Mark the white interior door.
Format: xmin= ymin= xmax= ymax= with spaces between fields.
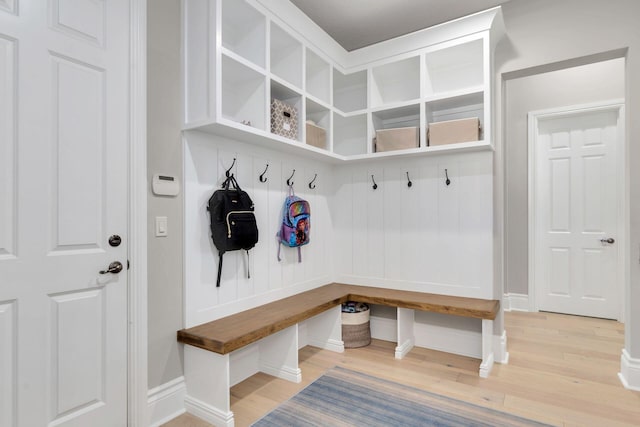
xmin=0 ymin=1 xmax=130 ymax=426
xmin=531 ymin=104 xmax=623 ymax=320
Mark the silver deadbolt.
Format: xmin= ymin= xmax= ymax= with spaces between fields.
xmin=108 ymin=235 xmax=122 ymax=247
xmin=600 ymin=238 xmax=615 ymax=244
xmin=99 ymin=261 xmax=123 ymax=275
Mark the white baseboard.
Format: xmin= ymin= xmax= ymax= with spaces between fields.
xmin=494 ymin=330 xmax=509 ymax=364
xmin=619 ymin=349 xmax=640 ymax=391
xmin=184 ymin=395 xmax=234 ymax=427
xmin=395 ymin=339 xmax=414 ymax=359
xmin=479 ymin=353 xmax=495 ymax=379
xmin=503 ymin=293 xmax=530 ymax=312
xmin=259 ymin=362 xmax=302 ymax=383
xmin=148 ymin=376 xmax=186 ymax=427
xmin=308 ymin=337 xmax=345 ymax=353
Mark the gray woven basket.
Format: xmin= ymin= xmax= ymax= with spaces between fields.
xmin=342 ymin=321 xmax=371 ymax=348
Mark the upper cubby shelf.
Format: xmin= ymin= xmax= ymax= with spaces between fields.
xmin=306 ymin=49 xmax=331 ymax=105
xmin=334 ymin=69 xmax=367 ymax=113
xmin=221 ymin=0 xmax=266 ymax=69
xmin=370 ymin=56 xmax=420 ymax=108
xmin=183 ymin=0 xmax=504 ymax=162
xmin=424 ymin=37 xmax=484 ymax=97
xmin=270 ymin=22 xmax=303 ymax=89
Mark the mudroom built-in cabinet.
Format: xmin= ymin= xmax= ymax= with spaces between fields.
xmin=181 ymin=0 xmax=506 ymax=373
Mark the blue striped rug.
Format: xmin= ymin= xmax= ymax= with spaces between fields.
xmin=252 ymin=366 xmax=552 ymax=427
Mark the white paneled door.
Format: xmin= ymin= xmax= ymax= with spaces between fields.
xmin=531 ymin=104 xmax=623 ymax=320
xmin=0 ymin=1 xmax=130 ymax=426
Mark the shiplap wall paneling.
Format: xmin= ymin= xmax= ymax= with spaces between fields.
xmin=184 ymin=131 xmax=333 ymax=327
xmin=335 ymin=152 xmax=493 ymax=298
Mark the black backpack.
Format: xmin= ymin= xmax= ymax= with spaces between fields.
xmin=207 ymin=175 xmax=258 ymax=287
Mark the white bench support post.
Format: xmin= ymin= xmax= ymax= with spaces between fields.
xmin=183 ymin=345 xmax=235 ymax=427
xmin=259 ymin=326 xmax=302 ymax=383
xmin=395 ymin=308 xmax=415 ymax=359
xmin=479 ymin=319 xmax=495 ymax=378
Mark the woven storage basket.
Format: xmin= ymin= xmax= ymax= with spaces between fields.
xmin=341 ymin=302 xmax=371 ymax=348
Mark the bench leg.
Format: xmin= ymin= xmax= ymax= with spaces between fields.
xmin=479 ymin=319 xmax=495 ymax=378
xmin=259 ymin=326 xmax=302 ymax=383
xmin=183 ymin=345 xmax=234 ymax=427
xmin=395 ymin=308 xmax=415 ymax=359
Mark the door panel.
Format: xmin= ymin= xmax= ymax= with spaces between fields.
xmin=534 ymin=108 xmax=620 ymax=319
xmin=0 ymin=35 xmax=16 ymax=259
xmin=0 ymin=0 xmax=130 ymax=425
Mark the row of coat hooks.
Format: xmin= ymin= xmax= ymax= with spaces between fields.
xmin=370 ymin=169 xmax=451 ymax=190
xmin=225 ymin=158 xmax=318 ymax=189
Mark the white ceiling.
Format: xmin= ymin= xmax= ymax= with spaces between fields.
xmin=290 ymin=0 xmax=510 ymax=51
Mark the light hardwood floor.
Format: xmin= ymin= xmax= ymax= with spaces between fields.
xmin=163 ymin=311 xmax=640 ymax=427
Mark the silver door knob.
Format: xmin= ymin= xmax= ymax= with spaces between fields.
xmin=99 ymin=261 xmax=123 ymax=274
xmin=600 ymin=238 xmax=615 ymax=244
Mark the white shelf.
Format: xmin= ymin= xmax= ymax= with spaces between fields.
xmin=334 ymin=69 xmax=367 ymax=113
xmin=305 ymin=49 xmax=331 ymax=104
xmin=221 ymin=55 xmax=266 ymax=130
xmin=270 ymin=22 xmax=303 ymax=89
xmin=333 ymin=112 xmax=368 ymax=156
xmin=424 ymin=37 xmax=484 ymax=96
xmin=370 ymin=56 xmax=420 ymax=108
xmin=221 ymin=0 xmax=266 ymax=68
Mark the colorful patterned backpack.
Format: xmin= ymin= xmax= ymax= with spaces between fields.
xmin=277 ymin=185 xmax=310 ymax=262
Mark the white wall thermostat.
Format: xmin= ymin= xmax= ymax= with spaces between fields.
xmin=152 ymin=174 xmax=180 ymax=196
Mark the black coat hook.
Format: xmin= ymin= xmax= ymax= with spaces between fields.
xmin=287 ymin=169 xmax=295 ymax=186
xmin=259 ymin=163 xmax=269 ymax=183
xmin=406 ymin=171 xmax=412 ymax=188
xmin=445 ymin=169 xmax=451 ymax=186
xmin=225 ymin=158 xmax=236 ymax=178
xmin=371 ymin=174 xmax=378 ymax=190
xmin=309 ymin=173 xmax=317 ymax=189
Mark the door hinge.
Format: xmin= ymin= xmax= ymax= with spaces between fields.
xmin=127 ymin=260 xmax=130 ymax=270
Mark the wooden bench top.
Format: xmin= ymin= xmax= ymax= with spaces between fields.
xmin=177 ymin=283 xmax=499 ymax=355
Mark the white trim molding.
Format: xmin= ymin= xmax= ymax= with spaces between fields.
xmin=503 ymin=293 xmax=530 ymax=312
xmin=148 ymin=377 xmax=186 ymax=427
xmin=129 ymin=0 xmax=148 ymax=426
xmin=619 ymin=349 xmax=640 ymax=391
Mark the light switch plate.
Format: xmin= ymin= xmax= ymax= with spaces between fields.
xmin=155 ymin=216 xmax=168 ymax=237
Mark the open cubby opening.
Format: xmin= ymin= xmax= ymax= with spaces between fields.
xmin=424 ymin=38 xmax=484 ymax=96
xmin=333 ymin=69 xmax=367 ymax=113
xmin=271 ymin=80 xmax=303 ymax=142
xmin=270 ymin=23 xmax=303 ymax=88
xmin=305 ymin=49 xmax=331 ymax=104
xmin=370 ymin=56 xmax=420 ymax=108
xmin=425 ymin=91 xmax=485 ymax=142
xmin=305 ymin=98 xmax=330 ymax=150
xmin=371 ymin=104 xmax=421 ymax=152
xmin=333 ymin=113 xmax=367 ymax=156
xmin=221 ymin=55 xmax=266 ymax=130
xmin=221 ymin=0 xmax=266 ymax=68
